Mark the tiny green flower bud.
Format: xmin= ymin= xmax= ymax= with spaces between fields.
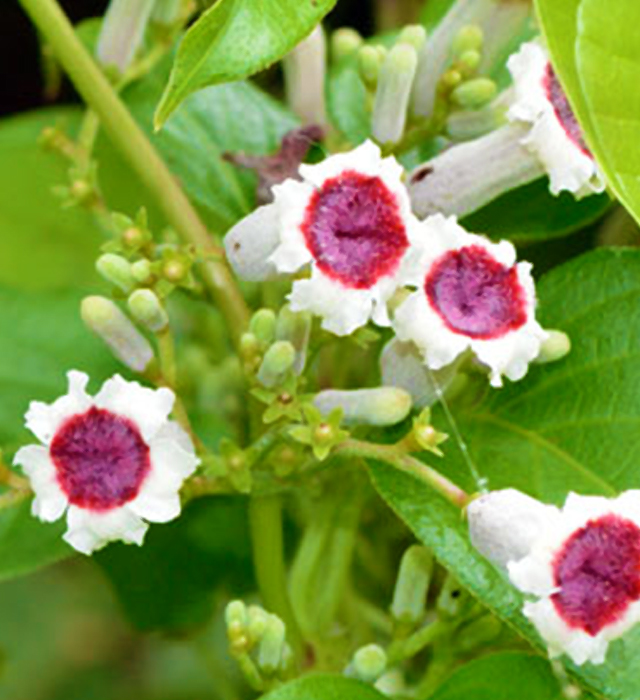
xmin=441 ymin=68 xmax=463 ymax=90
xmin=276 ymin=305 xmax=311 ymax=375
xmin=452 ymin=24 xmax=484 ymax=56
xmin=249 ymin=309 xmax=277 ymax=346
xmin=225 ymin=600 xmax=249 ymax=653
xmin=358 ymin=45 xmax=383 ymax=89
xmin=436 ymin=574 xmax=466 ymax=618
xmin=398 ymin=24 xmax=428 ymax=52
xmin=458 ymin=614 xmax=502 ymax=651
xmin=391 ymin=545 xmax=433 ymax=625
xmin=331 ymin=27 xmax=363 ymax=62
xmin=240 ymin=332 xmax=260 ymax=359
xmin=81 ymin=296 xmax=154 ymax=372
xmin=257 ymin=341 xmax=296 ymax=388
xmin=70 ymin=179 xmax=94 ymax=204
xmin=314 ymin=387 xmax=412 ymax=427
xmin=97 ymin=0 xmax=156 ymax=73
xmin=257 ymin=614 xmax=286 ymax=674
xmin=451 ymin=77 xmax=497 ymax=109
xmin=96 ymin=253 xmax=135 ymax=293
xmin=130 ymin=258 xmax=153 ymax=284
xmin=122 ymin=226 xmax=148 ymax=250
xmin=459 ymin=49 xmax=481 ymax=74
xmin=247 ymin=605 xmax=269 ymax=646
xmin=535 ymin=330 xmax=571 ymax=364
xmin=351 ymin=644 xmax=387 ymax=683
xmin=127 ymin=289 xmax=169 ymax=333
xmin=162 ymin=258 xmax=188 ymax=284
xmin=372 ymin=43 xmax=418 ymax=145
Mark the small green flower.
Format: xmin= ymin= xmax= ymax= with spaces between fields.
xmin=203 ymin=439 xmax=252 ymax=493
xmin=412 ymin=408 xmax=448 ymax=456
xmin=252 ymin=376 xmax=305 ymax=424
xmin=289 ymin=404 xmax=349 ymax=461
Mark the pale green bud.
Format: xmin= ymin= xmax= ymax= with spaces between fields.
xmin=276 ymin=305 xmax=311 ymax=375
xmin=372 ymin=44 xmax=418 ymax=145
xmin=352 ymin=645 xmax=387 ymax=683
xmin=131 ymin=259 xmax=153 ymax=284
xmin=240 ymin=332 xmax=260 ymax=360
xmin=331 ymin=28 xmax=363 ymax=61
xmin=247 ymin=605 xmax=269 ymax=646
xmin=313 ymin=387 xmax=412 ymax=427
xmin=127 ymin=289 xmax=169 ymax=333
xmin=257 ymin=615 xmax=286 ymax=674
xmin=459 ymin=49 xmax=481 ymax=73
xmin=358 ymin=45 xmax=383 ymax=89
xmin=257 ymin=341 xmax=296 ymax=388
xmin=535 ymin=330 xmax=571 ymax=364
xmin=97 ymin=0 xmax=156 ymax=74
xmin=452 ymin=24 xmax=484 ymax=56
xmin=451 ymin=77 xmax=497 ymax=109
xmin=436 ymin=574 xmax=465 ymax=618
xmin=225 ymin=600 xmax=249 ymax=653
xmin=441 ymin=68 xmax=463 ymax=90
xmin=249 ymin=309 xmax=277 ymax=346
xmin=96 ymin=253 xmax=135 ymax=293
xmin=391 ymin=545 xmax=433 ymax=625
xmin=81 ymin=296 xmax=153 ymax=372
xmin=398 ymin=24 xmax=428 ymax=52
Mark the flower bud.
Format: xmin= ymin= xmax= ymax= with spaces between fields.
xmin=284 ymin=25 xmax=327 ymax=125
xmin=358 ymin=45 xmax=383 ymax=89
xmin=131 ymin=258 xmax=153 ymax=284
xmin=249 ymin=309 xmax=277 ymax=346
xmin=331 ymin=28 xmax=363 ymax=62
xmin=127 ymin=289 xmax=169 ymax=332
xmin=240 ymin=332 xmax=260 ymax=366
xmin=257 ymin=614 xmax=286 ymax=674
xmin=398 ymin=25 xmax=428 ymax=52
xmin=535 ymin=330 xmax=571 ymax=364
xmin=436 ymin=574 xmax=465 ymax=618
xmin=81 ymin=296 xmax=154 ymax=372
xmin=452 ymin=24 xmax=484 ymax=56
xmin=459 ymin=49 xmax=481 ymax=74
xmin=351 ymin=644 xmax=387 ymax=683
xmin=451 ymin=77 xmax=497 ymax=109
xmin=276 ymin=305 xmax=311 ymax=375
xmin=313 ymin=387 xmax=412 ymax=427
xmin=372 ymin=43 xmax=418 ymax=145
xmin=247 ymin=605 xmax=269 ymax=646
xmin=257 ymin=341 xmax=296 ymax=388
xmin=96 ymin=253 xmax=135 ymax=293
xmin=122 ymin=226 xmax=149 ymax=250
xmin=225 ymin=600 xmax=249 ymax=654
xmin=97 ymin=0 xmax=156 ymax=74
xmin=391 ymin=545 xmax=433 ymax=625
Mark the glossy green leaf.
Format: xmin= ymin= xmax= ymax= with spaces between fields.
xmin=575 ymin=0 xmax=640 ymax=224
xmin=429 ymin=652 xmax=565 ymax=700
xmin=260 ymin=674 xmax=387 ymax=700
xmin=154 ymin=0 xmax=337 ymax=128
xmin=370 ymin=248 xmax=640 ymax=700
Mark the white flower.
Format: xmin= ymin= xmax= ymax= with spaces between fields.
xmin=392 ymin=214 xmax=548 ymax=387
xmin=14 ymin=371 xmax=199 ymax=555
xmin=468 ymin=489 xmax=640 ymax=665
xmin=225 ymin=140 xmax=423 ymax=336
xmin=507 ymin=40 xmax=604 ymax=198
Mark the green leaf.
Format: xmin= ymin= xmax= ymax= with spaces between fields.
xmin=327 ymin=57 xmax=371 ymax=145
xmin=370 ymin=248 xmax=640 ymax=700
xmin=419 ymin=0 xmax=456 ymax=29
xmin=429 ymin=652 xmax=565 ymax=700
xmin=260 ymin=674 xmax=387 ymax=700
xmin=125 ymin=64 xmax=299 ymax=231
xmin=154 ymin=0 xmax=337 ymax=128
xmin=462 ymin=178 xmax=611 ymax=244
xmin=575 ymin=0 xmax=640 ymax=224
xmin=96 ymin=496 xmax=252 ymax=631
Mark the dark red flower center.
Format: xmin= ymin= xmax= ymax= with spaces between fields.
xmin=50 ymin=407 xmax=151 ymax=511
xmin=425 ymin=245 xmax=527 ymax=340
xmin=300 ymin=170 xmax=409 ymax=289
xmin=543 ymin=63 xmax=590 ymax=156
xmin=552 ymin=514 xmax=640 ymax=636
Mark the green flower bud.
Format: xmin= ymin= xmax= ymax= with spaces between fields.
xmin=372 ymin=43 xmax=418 ymax=145
xmin=130 ymin=259 xmax=153 ymax=284
xmin=127 ymin=289 xmax=169 ymax=332
xmin=314 ymin=387 xmax=412 ymax=427
xmin=247 ymin=605 xmax=269 ymax=646
xmin=331 ymin=28 xmax=363 ymax=62
xmin=358 ymin=45 xmax=383 ymax=89
xmin=535 ymin=330 xmax=571 ymax=364
xmin=69 ymin=179 xmax=94 ymax=204
xmin=459 ymin=49 xmax=481 ymax=74
xmin=81 ymin=296 xmax=153 ymax=372
xmin=451 ymin=77 xmax=497 ymax=109
xmin=452 ymin=24 xmax=484 ymax=56
xmin=351 ymin=644 xmax=387 ymax=683
xmin=436 ymin=574 xmax=466 ymax=618
xmin=225 ymin=600 xmax=249 ymax=654
xmin=96 ymin=253 xmax=135 ymax=293
xmin=276 ymin=305 xmax=311 ymax=374
xmin=121 ymin=226 xmax=149 ymax=250
xmin=257 ymin=341 xmax=296 ymax=388
xmin=250 ymin=309 xmax=277 ymax=346
xmin=441 ymin=68 xmax=463 ymax=90
xmin=391 ymin=545 xmax=433 ymax=625
xmin=257 ymin=614 xmax=286 ymax=674
xmin=240 ymin=332 xmax=260 ymax=361
xmin=398 ymin=24 xmax=428 ymax=52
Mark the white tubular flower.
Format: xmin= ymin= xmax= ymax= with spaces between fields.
xmin=392 ymin=215 xmax=547 ymax=387
xmin=14 ymin=371 xmax=199 ymax=555
xmin=226 ymin=140 xmax=422 ymax=336
xmin=507 ymin=41 xmax=605 ymax=198
xmin=469 ymin=489 xmax=640 ymax=666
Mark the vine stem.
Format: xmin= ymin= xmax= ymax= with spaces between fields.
xmin=335 ymin=439 xmax=469 ymax=508
xmin=18 ymin=0 xmax=250 ymax=344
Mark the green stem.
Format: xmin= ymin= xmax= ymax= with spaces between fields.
xmin=336 ymin=439 xmax=469 ymax=508
xmin=387 ymin=619 xmax=449 ymax=664
xmin=18 ymin=0 xmax=250 ymax=344
xmin=249 ymin=496 xmax=304 ymax=660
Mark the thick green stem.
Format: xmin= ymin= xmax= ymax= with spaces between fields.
xmin=249 ymin=496 xmax=304 ymax=659
xmin=18 ymin=0 xmax=250 ymax=344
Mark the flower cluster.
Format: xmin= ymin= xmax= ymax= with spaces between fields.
xmin=226 ymin=139 xmax=551 ymax=388
xmin=468 ymin=489 xmax=640 ymax=665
